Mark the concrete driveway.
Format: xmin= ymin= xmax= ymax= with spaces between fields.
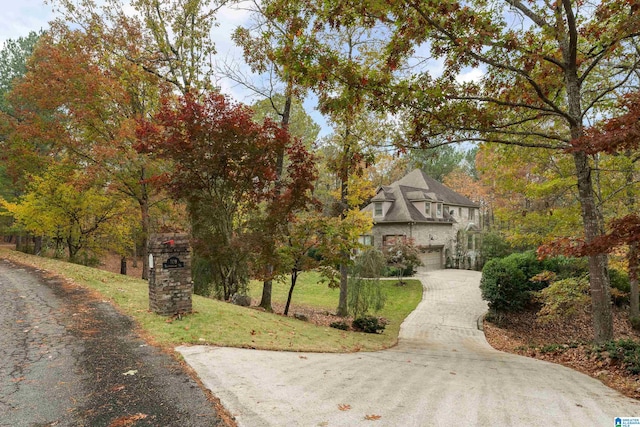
xmin=177 ymin=269 xmax=640 ymax=426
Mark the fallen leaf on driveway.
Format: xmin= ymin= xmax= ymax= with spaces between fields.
xmin=299 ymin=355 xmax=307 ymax=359
xmin=338 ymin=404 xmax=351 ymax=411
xmin=364 ymin=414 xmax=381 ymax=420
xmin=122 ymin=370 xmax=138 ymax=376
xmin=108 ymin=413 xmax=148 ymax=427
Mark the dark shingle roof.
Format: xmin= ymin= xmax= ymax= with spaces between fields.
xmin=363 ymin=169 xmax=478 ymax=224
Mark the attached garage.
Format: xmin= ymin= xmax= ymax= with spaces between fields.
xmin=418 ymin=247 xmax=443 ymax=271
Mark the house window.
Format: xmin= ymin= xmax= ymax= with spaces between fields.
xmin=374 ymin=202 xmax=383 ymax=217
xmin=359 ymin=235 xmax=373 ymax=246
xmin=468 ymin=234 xmax=474 ymax=250
xmin=458 ymin=207 xmax=462 ymax=217
xmin=436 ymin=203 xmax=443 ymax=217
xmin=425 ymin=202 xmax=431 ymax=216
xmin=469 ymin=208 xmax=475 ymax=221
xmin=383 ymin=235 xmax=406 ymax=247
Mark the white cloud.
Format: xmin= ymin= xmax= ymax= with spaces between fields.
xmin=456 ymin=67 xmax=485 ymax=83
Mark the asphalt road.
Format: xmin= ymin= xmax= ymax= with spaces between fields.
xmin=179 ymin=269 xmax=640 ymax=427
xmin=0 ymin=258 xmax=225 ymax=427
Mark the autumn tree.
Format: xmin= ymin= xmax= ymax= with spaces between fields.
xmin=226 ymin=1 xmax=322 ymax=311
xmin=6 ymin=24 xmax=173 ymax=277
xmin=137 ymin=91 xmax=315 ymax=300
xmin=2 ymin=167 xmax=133 ymax=262
xmin=315 ymin=0 xmax=640 ymax=342
xmin=543 ymin=92 xmax=640 ymax=323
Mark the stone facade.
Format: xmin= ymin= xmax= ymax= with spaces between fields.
xmin=362 ymin=169 xmax=482 ymax=270
xmin=148 ymin=233 xmax=193 ymax=316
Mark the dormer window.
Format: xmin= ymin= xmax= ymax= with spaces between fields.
xmin=425 ymin=202 xmax=431 ymax=216
xmin=436 ymin=203 xmax=443 ymax=217
xmin=374 ymin=202 xmax=383 ymax=217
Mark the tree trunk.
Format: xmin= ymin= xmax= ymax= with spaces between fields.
xmin=626 ymin=153 xmax=639 ymax=318
xmin=630 ymin=243 xmax=639 ymax=318
xmin=337 ymin=261 xmax=349 ymax=317
xmin=120 ymin=256 xmax=127 ymax=275
xmin=284 ymin=269 xmax=298 ymax=316
xmin=34 ymin=236 xmax=42 ymax=255
xmin=563 ymin=25 xmax=613 ymax=342
xmin=139 ymin=179 xmax=150 ymax=280
xmin=259 ymin=278 xmax=274 ymax=312
xmin=573 ymin=150 xmax=613 ymax=343
xmin=259 ymin=88 xmax=293 ymax=312
xmin=132 ymin=244 xmax=138 ymax=268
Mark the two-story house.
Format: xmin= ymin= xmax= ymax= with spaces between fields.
xmin=361 ymin=169 xmax=482 ymax=270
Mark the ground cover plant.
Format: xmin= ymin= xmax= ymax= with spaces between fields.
xmin=1 ymin=248 xmax=422 ymax=352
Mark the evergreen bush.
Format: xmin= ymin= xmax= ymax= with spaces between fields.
xmin=352 ymin=315 xmax=387 ymax=334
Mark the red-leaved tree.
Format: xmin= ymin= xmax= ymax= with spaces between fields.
xmin=137 ymin=92 xmax=316 ymax=299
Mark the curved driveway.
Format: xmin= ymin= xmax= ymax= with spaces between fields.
xmin=178 ymin=269 xmax=640 ymax=426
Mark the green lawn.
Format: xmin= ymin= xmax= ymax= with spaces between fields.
xmin=1 ymin=248 xmax=423 ymax=352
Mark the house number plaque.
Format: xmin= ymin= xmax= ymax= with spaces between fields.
xmin=162 ymin=256 xmax=185 ymax=269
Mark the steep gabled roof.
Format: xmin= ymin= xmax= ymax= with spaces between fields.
xmin=395 ymin=169 xmax=478 ymax=208
xmin=363 ymin=169 xmax=478 ymax=224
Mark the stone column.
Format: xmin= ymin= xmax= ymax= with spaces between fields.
xmin=147 ymin=233 xmax=193 ymax=316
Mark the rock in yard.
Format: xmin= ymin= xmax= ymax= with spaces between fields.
xmin=231 ymin=293 xmax=251 ymax=307
xmin=294 ymin=313 xmax=309 ymax=321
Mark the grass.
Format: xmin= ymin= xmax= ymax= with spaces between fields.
xmin=0 ymin=247 xmax=423 ymax=352
xmin=248 ymin=271 xmax=424 ymax=342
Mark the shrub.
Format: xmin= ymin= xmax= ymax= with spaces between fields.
xmin=600 ymin=339 xmax=640 ymax=375
xmin=330 ymin=321 xmax=349 ymax=330
xmin=610 ymin=268 xmax=630 ymax=293
xmin=352 ymin=315 xmax=387 ymax=334
xmin=480 ymin=251 xmax=590 ymax=312
xmin=480 ymin=258 xmax=528 ymax=311
xmin=384 ymin=239 xmax=422 ymax=282
xmin=534 ymin=276 xmax=590 ymax=323
xmin=480 ymin=231 xmax=512 ymax=261
xmin=383 ymin=265 xmax=414 ymax=278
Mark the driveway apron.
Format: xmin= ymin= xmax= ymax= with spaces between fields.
xmin=178 ymin=269 xmax=640 ymax=426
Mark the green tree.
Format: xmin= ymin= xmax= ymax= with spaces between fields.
xmin=408 ymin=145 xmax=465 ymax=182
xmin=251 ymin=96 xmax=320 ymax=148
xmin=229 ymin=2 xmax=320 ymax=311
xmin=348 ymin=248 xmax=387 ymax=318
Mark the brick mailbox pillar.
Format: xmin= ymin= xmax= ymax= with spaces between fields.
xmin=148 ymin=233 xmax=193 ymax=316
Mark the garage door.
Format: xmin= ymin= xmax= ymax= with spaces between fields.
xmin=418 ymin=248 xmax=442 ymax=271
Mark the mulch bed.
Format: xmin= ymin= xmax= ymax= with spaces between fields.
xmin=484 ymin=307 xmax=640 ymax=399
